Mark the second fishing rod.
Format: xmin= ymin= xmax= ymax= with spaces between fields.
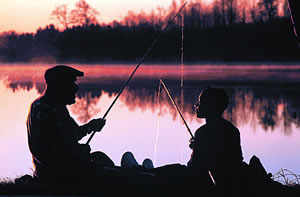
xmin=159 ymin=79 xmax=194 ymax=140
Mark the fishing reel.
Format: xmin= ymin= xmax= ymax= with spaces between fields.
xmin=189 ymin=138 xmax=194 ymax=149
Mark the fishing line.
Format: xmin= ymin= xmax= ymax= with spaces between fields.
xmin=180 ymin=7 xmax=184 ymax=106
xmin=154 ymin=81 xmax=162 ymax=166
xmin=155 ymin=11 xmax=185 ymax=164
xmin=180 ymin=10 xmax=185 ymax=163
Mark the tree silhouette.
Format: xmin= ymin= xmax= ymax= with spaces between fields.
xmin=69 ymin=0 xmax=99 ymax=28
xmin=258 ymin=0 xmax=279 ymax=22
xmin=225 ymin=0 xmax=238 ymax=25
xmin=282 ymin=0 xmax=290 ymax=17
xmin=1 ymin=0 xmax=299 ymax=63
xmin=212 ymin=0 xmax=238 ymax=26
xmin=50 ymin=4 xmax=70 ymax=30
xmin=249 ymin=0 xmax=259 ymax=23
xmin=213 ymin=1 xmax=223 ymax=27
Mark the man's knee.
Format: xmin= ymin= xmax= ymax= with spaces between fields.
xmin=90 ymin=151 xmax=114 ymax=167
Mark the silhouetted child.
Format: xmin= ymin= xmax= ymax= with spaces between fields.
xmin=188 ymin=87 xmax=243 ymax=196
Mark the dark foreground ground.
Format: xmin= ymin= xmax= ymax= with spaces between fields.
xmin=1 ymin=180 xmax=300 ymax=197
xmin=1 ymin=168 xmax=300 ymax=197
xmin=1 ymin=157 xmax=299 ymax=197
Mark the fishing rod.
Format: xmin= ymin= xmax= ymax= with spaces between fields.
xmin=159 ymin=79 xmax=194 ymax=140
xmin=86 ymin=2 xmax=188 ymax=145
xmin=160 ymin=79 xmax=217 ymax=185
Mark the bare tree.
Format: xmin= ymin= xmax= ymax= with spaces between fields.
xmin=123 ymin=11 xmax=138 ymax=27
xmin=186 ymin=1 xmax=202 ymax=28
xmin=282 ymin=0 xmax=290 ymax=17
xmin=69 ymin=0 xmax=99 ymax=28
xmin=212 ymin=0 xmax=238 ymax=26
xmin=212 ymin=0 xmax=223 ymax=26
xmin=221 ymin=0 xmax=226 ymax=25
xmin=238 ymin=0 xmax=253 ymax=24
xmin=249 ymin=0 xmax=259 ymax=23
xmin=156 ymin=6 xmax=167 ymax=27
xmin=225 ymin=0 xmax=238 ymax=25
xmin=50 ymin=4 xmax=69 ymax=30
xmin=258 ymin=0 xmax=279 ymax=22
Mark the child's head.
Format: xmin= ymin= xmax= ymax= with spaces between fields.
xmin=195 ymin=88 xmax=229 ymax=118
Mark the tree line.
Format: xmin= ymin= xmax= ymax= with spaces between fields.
xmin=0 ymin=0 xmax=299 ymax=63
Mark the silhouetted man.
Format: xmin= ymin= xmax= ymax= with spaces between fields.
xmin=27 ymin=65 xmax=113 ymax=183
xmin=188 ymin=88 xmax=243 ymax=196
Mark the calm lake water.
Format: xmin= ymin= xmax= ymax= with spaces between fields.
xmin=0 ymin=63 xmax=300 ymax=179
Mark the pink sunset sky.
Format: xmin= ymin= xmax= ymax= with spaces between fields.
xmin=0 ymin=0 xmax=214 ymax=33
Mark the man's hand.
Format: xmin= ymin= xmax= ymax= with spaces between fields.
xmin=86 ymin=118 xmax=106 ymax=133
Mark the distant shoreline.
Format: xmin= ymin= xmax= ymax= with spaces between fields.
xmin=1 ymin=60 xmax=300 ymax=66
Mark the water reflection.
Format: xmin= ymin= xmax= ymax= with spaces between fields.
xmin=224 ymin=88 xmax=300 ymax=134
xmin=71 ymin=93 xmax=101 ymax=123
xmin=6 ymin=81 xmax=34 ymax=92
xmin=4 ymin=77 xmax=299 ymax=134
xmin=0 ymin=64 xmax=300 ymax=178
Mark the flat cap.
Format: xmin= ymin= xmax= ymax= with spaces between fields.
xmin=44 ymin=65 xmax=84 ymax=84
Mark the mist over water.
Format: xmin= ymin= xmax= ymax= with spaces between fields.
xmin=0 ymin=63 xmax=300 ymax=179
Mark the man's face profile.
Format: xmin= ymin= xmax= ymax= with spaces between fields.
xmin=44 ymin=65 xmax=84 ymax=105
xmin=58 ymin=80 xmax=79 ymax=105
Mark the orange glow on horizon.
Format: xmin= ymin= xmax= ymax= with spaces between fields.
xmin=0 ymin=0 xmax=215 ymax=33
